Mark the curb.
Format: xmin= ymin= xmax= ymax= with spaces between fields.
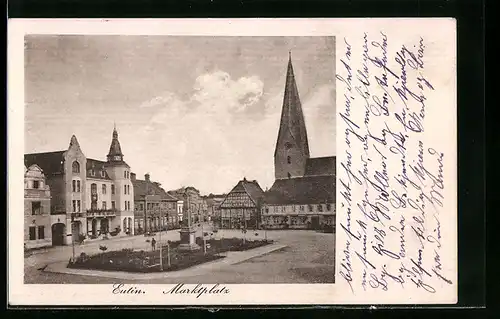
xmin=43 ymin=243 xmax=288 ymax=280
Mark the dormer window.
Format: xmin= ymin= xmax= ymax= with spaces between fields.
xmin=32 ymin=180 xmax=40 ymax=189
xmin=91 ymin=169 xmax=95 ymax=176
xmin=101 ymin=171 xmax=106 ymax=178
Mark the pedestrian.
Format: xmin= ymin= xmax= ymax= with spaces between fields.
xmin=151 ymin=237 xmax=156 ymax=251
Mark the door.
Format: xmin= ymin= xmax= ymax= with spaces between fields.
xmin=51 ymin=223 xmax=65 ymax=246
xmin=311 ymin=216 xmax=320 ymax=230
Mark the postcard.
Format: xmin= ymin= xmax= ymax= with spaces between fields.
xmin=8 ymin=18 xmax=456 ymax=306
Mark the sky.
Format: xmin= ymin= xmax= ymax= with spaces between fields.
xmin=24 ymin=35 xmax=336 ymax=195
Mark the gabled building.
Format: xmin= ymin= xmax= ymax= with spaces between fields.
xmin=24 ymin=164 xmax=52 ymax=249
xmin=168 ymin=186 xmax=203 ymax=225
xmin=24 ymin=126 xmax=135 ymax=245
xmin=219 ymin=178 xmax=265 ymax=229
xmin=262 ymin=54 xmax=336 ymax=230
xmin=132 ymin=172 xmax=179 ymax=234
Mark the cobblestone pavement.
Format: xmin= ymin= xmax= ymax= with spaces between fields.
xmin=24 ymin=228 xmax=335 ymax=284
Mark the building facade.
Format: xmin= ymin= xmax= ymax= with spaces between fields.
xmin=132 ymin=173 xmax=179 ymax=234
xmin=219 ymin=178 xmax=265 ymax=229
xmin=24 ymin=126 xmax=135 ymax=246
xmin=168 ymin=187 xmax=203 ymax=225
xmin=262 ymin=54 xmax=336 ymax=231
xmin=24 ymin=164 xmax=52 ymax=249
xmin=204 ymin=194 xmax=226 ymax=226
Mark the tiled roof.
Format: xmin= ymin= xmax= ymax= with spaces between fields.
xmin=304 ymin=156 xmax=336 ymax=177
xmin=24 ymin=151 xmax=66 ymax=176
xmin=264 ymin=175 xmax=335 ymax=205
xmin=86 ymin=158 xmax=112 ymax=180
xmin=222 ymin=179 xmax=265 ymax=207
xmin=133 ymin=179 xmax=178 ymax=201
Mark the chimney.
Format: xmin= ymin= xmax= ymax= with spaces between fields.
xmin=145 ymin=173 xmax=150 ymax=182
xmin=130 ymin=173 xmax=136 ymax=181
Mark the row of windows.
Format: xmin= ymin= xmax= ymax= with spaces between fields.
xmin=125 ymin=201 xmax=131 ymax=211
xmin=89 ymin=183 xmax=118 ymax=195
xmin=263 ymin=204 xmax=332 ymax=214
xmin=124 ymin=171 xmax=130 ymax=179
xmin=138 ymin=202 xmax=175 ymax=211
xmin=124 ymin=185 xmax=131 ymax=195
xmin=26 ymin=180 xmax=43 ymax=189
xmin=28 ymin=226 xmax=45 ymax=240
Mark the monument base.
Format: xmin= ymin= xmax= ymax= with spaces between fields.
xmin=178 ymin=227 xmax=201 ymax=251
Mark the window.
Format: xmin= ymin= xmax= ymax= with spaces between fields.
xmin=33 ymin=180 xmax=40 ymax=189
xmin=318 ymin=204 xmax=323 ymax=212
xmin=124 ymin=171 xmax=127 ymax=178
xmin=139 ymin=203 xmax=144 ymax=211
xmin=101 ymin=170 xmax=105 ymax=178
xmin=300 ymin=205 xmax=305 ymax=211
xmin=111 ymin=185 xmax=115 ymax=195
xmin=77 ymin=180 xmax=81 ymax=192
xmin=287 ymin=156 xmax=291 ymax=164
xmin=77 ymin=200 xmax=81 ymax=212
xmin=292 ymin=205 xmax=296 ymax=212
xmin=265 ymin=208 xmax=269 ymax=214
xmin=72 ymin=200 xmax=76 ymax=212
xmin=38 ymin=226 xmax=45 ymax=239
xmin=90 ymin=169 xmax=95 ymax=176
xmin=31 ymin=201 xmax=41 ymax=215
xmin=91 ymin=201 xmax=97 ymax=210
xmin=281 ymin=206 xmax=286 ymax=212
xmin=326 ymin=204 xmax=331 ymax=211
xmin=102 ymin=184 xmax=107 ymax=194
xmin=91 ymin=183 xmax=97 ymax=194
xmin=124 ymin=186 xmax=127 ymax=195
xmin=72 ymin=161 xmax=80 ymax=173
xmin=72 ymin=180 xmax=76 ymax=192
xmin=125 ymin=201 xmax=127 ymax=210
xmin=308 ymin=205 xmax=313 ymax=212
xmin=111 ymin=201 xmax=116 ymax=210
xmin=29 ymin=226 xmax=36 ymax=240
xmin=102 ymin=201 xmax=107 ymax=210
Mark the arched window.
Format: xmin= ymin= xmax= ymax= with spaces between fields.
xmin=72 ymin=161 xmax=80 ymax=173
xmin=287 ymin=156 xmax=291 ymax=164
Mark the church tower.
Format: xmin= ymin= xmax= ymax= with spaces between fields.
xmin=274 ymin=53 xmax=310 ymax=180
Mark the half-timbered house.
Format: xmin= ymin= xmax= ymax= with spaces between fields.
xmin=219 ymin=178 xmax=265 ymax=229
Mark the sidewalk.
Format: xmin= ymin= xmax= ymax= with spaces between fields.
xmin=43 ymin=243 xmax=287 ymax=280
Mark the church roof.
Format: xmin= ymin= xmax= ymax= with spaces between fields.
xmin=264 ymin=175 xmax=335 ymax=205
xmin=304 ymin=156 xmax=336 ymax=177
xmin=24 ymin=151 xmax=66 ymax=176
xmin=274 ymin=54 xmax=310 ymax=158
xmin=133 ymin=178 xmax=178 ymax=202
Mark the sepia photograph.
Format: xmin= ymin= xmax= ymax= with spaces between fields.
xmin=23 ymin=35 xmax=337 ymax=285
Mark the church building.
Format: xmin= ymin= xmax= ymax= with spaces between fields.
xmin=24 ymin=126 xmax=135 ymax=246
xmin=261 ymin=54 xmax=336 ymax=230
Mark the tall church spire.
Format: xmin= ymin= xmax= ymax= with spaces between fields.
xmin=107 ymin=125 xmax=124 ymax=162
xmin=274 ymin=54 xmax=310 ymax=180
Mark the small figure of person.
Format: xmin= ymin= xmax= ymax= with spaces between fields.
xmin=151 ymin=237 xmax=156 ymax=251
